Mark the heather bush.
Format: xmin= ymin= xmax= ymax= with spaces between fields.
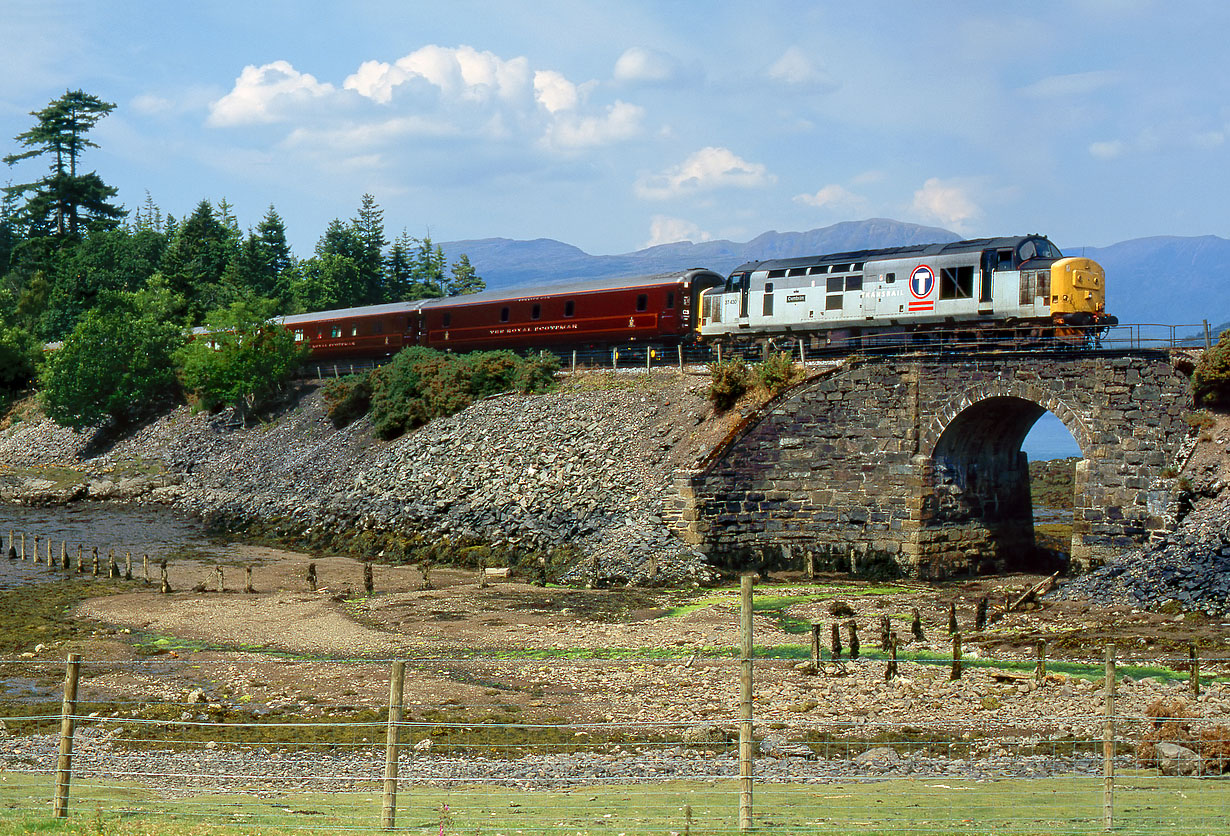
xmin=322 ymin=374 xmax=372 ymax=428
xmin=707 ymin=356 xmax=751 ymax=411
xmin=1192 ymin=330 xmax=1230 ymax=407
xmin=753 ymin=351 xmax=805 ymax=396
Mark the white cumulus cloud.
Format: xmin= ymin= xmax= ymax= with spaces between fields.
xmin=533 ymin=70 xmax=579 ymax=114
xmin=911 ymin=177 xmax=980 ymax=231
xmin=344 ymin=45 xmax=532 ymax=107
xmin=542 ymin=100 xmax=644 ymax=150
xmin=208 ymin=60 xmax=334 ymax=126
xmin=614 ymin=47 xmax=678 ymax=83
xmin=636 ymin=147 xmax=774 ymax=200
xmin=644 ymin=215 xmax=712 ymax=248
xmin=794 ymin=184 xmax=865 ymax=212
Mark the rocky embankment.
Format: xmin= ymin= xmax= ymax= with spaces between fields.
xmin=0 ymin=374 xmax=736 ymax=584
xmin=1054 ymin=414 xmax=1230 ymax=615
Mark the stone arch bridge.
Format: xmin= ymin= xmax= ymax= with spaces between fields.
xmin=668 ymin=351 xmax=1194 ymax=577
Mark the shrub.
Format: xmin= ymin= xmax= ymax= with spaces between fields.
xmin=1192 ymin=330 xmax=1230 ymax=407
xmin=322 ymin=374 xmax=372 ymax=428
xmin=754 ymin=351 xmax=805 ymax=396
xmin=0 ymin=325 xmax=39 ymax=391
xmin=369 ymin=347 xmax=560 ymax=439
xmin=708 ymin=357 xmax=751 ymax=411
xmin=1182 ymin=410 xmax=1215 ymax=430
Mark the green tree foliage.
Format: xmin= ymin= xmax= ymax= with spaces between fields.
xmin=352 ymin=194 xmax=387 ymax=305
xmin=37 ymin=227 xmax=167 ymax=340
xmin=0 ymin=324 xmax=39 ymax=390
xmin=447 ymin=253 xmax=485 ymax=296
xmin=176 ymin=298 xmax=307 ymax=424
xmin=39 ymin=285 xmax=184 ymax=429
xmin=367 ymin=347 xmax=558 ymax=439
xmin=160 ymin=199 xmax=242 ymax=322
xmin=290 ymin=253 xmax=360 ymax=312
xmin=1192 ymin=330 xmax=1230 ymax=408
xmin=3 ymin=90 xmax=124 ymax=237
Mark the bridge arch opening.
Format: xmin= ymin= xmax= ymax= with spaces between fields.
xmin=927 ymin=396 xmax=1085 ymax=573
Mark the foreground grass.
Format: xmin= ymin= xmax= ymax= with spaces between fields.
xmin=1 ymin=772 xmax=1226 ymax=835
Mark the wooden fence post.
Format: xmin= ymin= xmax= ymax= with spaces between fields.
xmin=1103 ymin=645 xmax=1116 ymax=832
xmin=1189 ymin=643 xmax=1200 ymax=698
xmin=951 ymin=632 xmax=962 ymax=680
xmin=739 ymin=574 xmax=754 ymax=832
xmin=678 ymin=344 xmax=684 ymax=374
xmin=54 ymin=653 xmax=82 ymax=818
xmin=382 ymin=660 xmax=406 ymax=831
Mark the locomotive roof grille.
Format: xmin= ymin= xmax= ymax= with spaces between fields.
xmin=730 ymin=235 xmax=1052 ymax=274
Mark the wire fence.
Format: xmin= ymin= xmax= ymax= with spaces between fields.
xmin=1 ymin=646 xmax=1227 ymax=834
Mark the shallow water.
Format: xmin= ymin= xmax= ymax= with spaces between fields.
xmin=0 ymin=503 xmax=224 ymax=591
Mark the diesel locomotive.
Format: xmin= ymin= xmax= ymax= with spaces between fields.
xmin=281 ymin=234 xmax=1115 ymax=362
xmin=699 ymin=235 xmax=1116 ymax=350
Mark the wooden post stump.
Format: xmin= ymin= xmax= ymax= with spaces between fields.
xmin=885 ymin=634 xmax=899 ymax=681
xmin=61 ymin=542 xmax=69 ymax=571
xmin=911 ymin=608 xmax=924 ymax=642
xmin=1035 ymin=639 xmax=1047 ymax=683
xmin=124 ymin=551 xmax=132 ymax=581
xmin=975 ymin=597 xmax=988 ymax=631
xmin=364 ymin=562 xmax=374 ymax=595
xmin=951 ymin=633 xmax=962 ymax=680
xmin=107 ymin=550 xmax=119 ymax=579
xmin=91 ymin=547 xmax=99 ymax=576
xmin=947 ymin=602 xmax=957 ymax=634
xmin=879 ymin=615 xmax=891 ymax=652
xmin=809 ymin=623 xmax=821 ymax=664
xmin=306 ymin=562 xmax=317 ymax=592
xmin=830 ymin=622 xmax=842 ymax=660
xmin=244 ymin=566 xmax=255 ymax=594
xmin=160 ymin=561 xmax=171 ymax=594
xmin=215 ymin=565 xmax=224 ymax=592
xmin=1189 ymin=644 xmax=1200 ymax=698
xmin=847 ymin=620 xmax=860 ymax=660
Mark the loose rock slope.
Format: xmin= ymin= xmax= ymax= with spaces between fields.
xmin=0 ymin=373 xmax=738 ymax=584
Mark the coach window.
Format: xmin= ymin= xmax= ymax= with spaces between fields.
xmin=373 ymin=321 xmax=384 ymax=334
xmin=565 ymin=300 xmax=575 ymax=317
xmin=636 ymin=294 xmax=648 ymax=312
xmin=442 ymin=313 xmax=451 ymax=327
xmin=532 ymin=303 xmax=541 ymax=320
xmin=331 ymin=326 xmax=342 ymax=338
xmin=293 ymin=329 xmax=304 ymax=342
xmin=665 ymin=292 xmax=675 ymax=309
xmin=350 ymin=325 xmax=359 ymax=337
xmin=500 ymin=306 xmax=510 ymax=323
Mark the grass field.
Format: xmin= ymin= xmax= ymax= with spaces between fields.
xmin=2 ymin=772 xmax=1225 ymax=835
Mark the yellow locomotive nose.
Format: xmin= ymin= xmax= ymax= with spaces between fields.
xmin=1051 ymin=256 xmax=1106 ymax=317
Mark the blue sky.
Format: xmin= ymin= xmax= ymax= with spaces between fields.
xmin=4 ymin=1 xmax=1229 ymax=256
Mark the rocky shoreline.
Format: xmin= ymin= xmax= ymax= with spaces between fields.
xmin=0 ymin=374 xmax=734 ymax=585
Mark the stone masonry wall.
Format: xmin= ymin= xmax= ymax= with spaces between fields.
xmin=668 ymin=352 xmax=1193 ymax=577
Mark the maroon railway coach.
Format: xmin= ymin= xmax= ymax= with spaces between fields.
xmin=416 ymin=268 xmax=724 ymax=352
xmin=282 ymin=268 xmax=725 ymax=361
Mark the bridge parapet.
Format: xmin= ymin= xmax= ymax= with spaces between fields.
xmin=668 ymin=352 xmax=1193 ymax=577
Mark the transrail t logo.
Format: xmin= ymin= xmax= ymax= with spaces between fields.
xmin=909 ymin=264 xmax=935 ymax=311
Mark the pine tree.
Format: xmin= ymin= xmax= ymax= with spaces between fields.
xmin=351 ymin=194 xmax=386 ymax=304
xmin=3 ymin=90 xmax=124 ymax=237
xmin=446 ymin=253 xmax=485 ymax=296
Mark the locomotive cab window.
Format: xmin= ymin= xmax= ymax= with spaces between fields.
xmin=564 ymin=300 xmax=575 ymax=317
xmin=885 ymin=272 xmax=896 ymax=283
xmin=531 ymin=303 xmax=541 ymax=320
xmin=826 ymin=295 xmax=842 ymax=311
xmin=636 ymin=294 xmax=648 ymax=312
xmin=845 ymin=276 xmax=863 ymax=291
xmin=826 ymin=276 xmax=843 ymax=293
xmin=665 ymin=292 xmax=675 ymax=309
xmin=500 ymin=306 xmax=510 ymax=323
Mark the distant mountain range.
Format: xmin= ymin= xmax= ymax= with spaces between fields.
xmin=442 ymin=219 xmax=1230 ymax=328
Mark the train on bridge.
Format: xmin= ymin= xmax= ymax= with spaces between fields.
xmin=281 ymin=234 xmax=1117 ymax=362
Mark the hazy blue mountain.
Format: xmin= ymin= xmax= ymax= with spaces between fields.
xmin=442 ymin=220 xmax=1230 ymax=327
xmin=443 ymin=219 xmax=957 ymax=288
xmin=1073 ymin=236 xmax=1230 ymax=326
